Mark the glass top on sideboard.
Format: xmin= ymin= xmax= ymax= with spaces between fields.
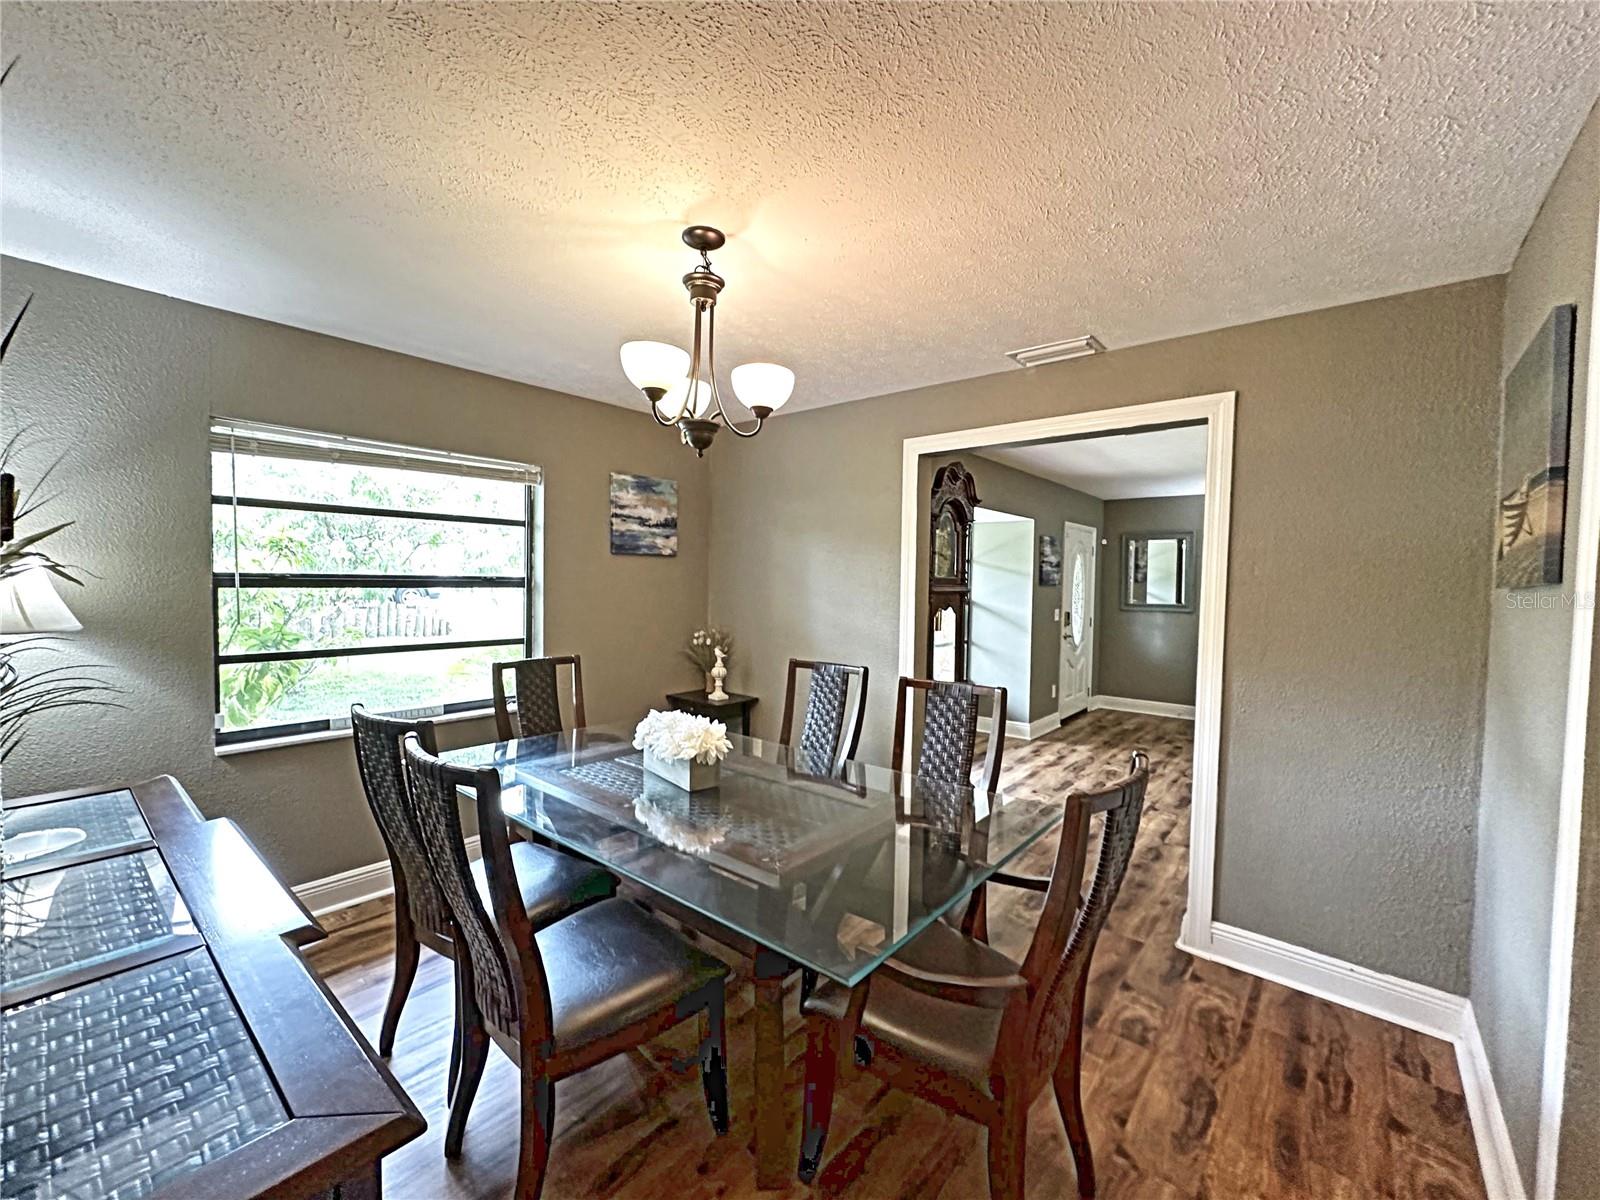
xmin=2 ymin=792 xmax=152 ymax=880
xmin=1 ymin=948 xmax=289 ymax=1200
xmin=2 ymin=849 xmax=197 ymax=1005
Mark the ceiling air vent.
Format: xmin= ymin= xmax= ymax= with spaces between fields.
xmin=1006 ymin=335 xmax=1105 ymax=368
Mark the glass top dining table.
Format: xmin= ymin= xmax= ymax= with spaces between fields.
xmin=441 ymin=721 xmax=1063 ymax=988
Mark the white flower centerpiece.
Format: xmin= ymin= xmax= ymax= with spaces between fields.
xmin=632 ymin=795 xmax=732 ymax=855
xmin=633 ymin=709 xmax=732 ymax=793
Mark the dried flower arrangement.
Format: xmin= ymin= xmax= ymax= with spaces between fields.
xmin=683 ymin=626 xmax=733 ymax=675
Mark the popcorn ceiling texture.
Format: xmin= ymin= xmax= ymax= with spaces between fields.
xmin=1 ymin=1 xmax=1597 ymax=413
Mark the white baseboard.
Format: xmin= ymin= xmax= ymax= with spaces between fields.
xmin=1023 ymin=712 xmax=1064 ymax=740
xmin=1457 ymin=1002 xmax=1528 ymax=1200
xmin=1180 ymin=921 xmax=1468 ymax=1040
xmin=1179 ymin=922 xmax=1523 ymax=1200
xmin=975 ymin=712 xmax=1064 ymax=741
xmin=1090 ymin=694 xmax=1196 ymax=720
xmin=294 ymin=835 xmax=481 ymax=917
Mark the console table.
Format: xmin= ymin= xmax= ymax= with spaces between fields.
xmin=1 ymin=776 xmax=424 ymax=1200
xmin=664 ymin=689 xmax=759 ymax=735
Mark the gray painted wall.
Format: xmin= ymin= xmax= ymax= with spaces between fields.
xmin=1097 ymin=496 xmax=1204 ymax=707
xmin=924 ymin=453 xmax=1103 ymax=725
xmin=969 ymin=517 xmax=1034 ymax=724
xmin=1470 ymin=103 xmax=1599 ymax=1194
xmin=710 ymin=278 xmax=1502 ymax=991
xmin=0 ymin=257 xmax=711 ymax=887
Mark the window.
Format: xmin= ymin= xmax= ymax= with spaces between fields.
xmin=210 ymin=420 xmax=540 ymax=746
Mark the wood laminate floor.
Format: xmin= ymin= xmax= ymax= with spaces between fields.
xmin=308 ymin=710 xmax=1488 ymax=1200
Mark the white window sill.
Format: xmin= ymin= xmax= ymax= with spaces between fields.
xmin=213 ymin=705 xmax=499 ymax=758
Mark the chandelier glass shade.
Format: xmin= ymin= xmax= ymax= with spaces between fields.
xmin=619 ymin=226 xmax=792 ymax=456
xmin=619 ymin=340 xmax=689 ymax=399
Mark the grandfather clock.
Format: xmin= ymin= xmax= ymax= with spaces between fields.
xmin=926 ymin=461 xmax=980 ymax=681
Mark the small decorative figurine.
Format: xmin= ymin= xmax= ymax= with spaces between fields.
xmin=708 ymin=647 xmax=729 ymax=702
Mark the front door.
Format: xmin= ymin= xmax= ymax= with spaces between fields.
xmin=1058 ymin=521 xmax=1096 ymax=718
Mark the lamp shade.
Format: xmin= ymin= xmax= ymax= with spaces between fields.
xmin=0 ymin=567 xmax=83 ymax=634
xmin=619 ymin=341 xmax=690 ymax=395
xmin=731 ymin=362 xmax=795 ymax=414
xmin=660 ymin=378 xmax=713 ymax=421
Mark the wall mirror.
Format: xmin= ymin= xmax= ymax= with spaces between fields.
xmin=1121 ymin=531 xmax=1195 ymax=611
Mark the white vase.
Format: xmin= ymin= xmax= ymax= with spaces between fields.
xmin=643 ymin=749 xmax=720 ymax=792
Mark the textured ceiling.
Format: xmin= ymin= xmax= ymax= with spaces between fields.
xmin=978 ymin=425 xmax=1209 ymax=500
xmin=3 ymin=2 xmax=1599 ymax=415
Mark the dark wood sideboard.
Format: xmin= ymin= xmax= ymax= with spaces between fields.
xmin=2 ymin=776 xmax=425 ymax=1200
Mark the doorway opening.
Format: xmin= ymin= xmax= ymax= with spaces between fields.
xmin=896 ymin=391 xmax=1234 ymax=948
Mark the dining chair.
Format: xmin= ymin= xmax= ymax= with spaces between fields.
xmin=797 ymin=751 xmax=1150 ymax=1199
xmin=400 ymin=733 xmax=733 ymax=1200
xmin=890 ymin=676 xmax=1008 ymax=795
xmin=492 ymin=654 xmax=585 ymax=740
xmin=887 ymin=677 xmax=1009 ymax=940
xmin=778 ymin=658 xmax=869 ymax=775
xmin=348 ymin=705 xmax=618 ymax=1068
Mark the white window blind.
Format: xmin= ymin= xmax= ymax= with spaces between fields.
xmin=209 ymin=418 xmax=542 ymax=487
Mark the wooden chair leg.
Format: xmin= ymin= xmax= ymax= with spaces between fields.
xmin=985 ymin=1110 xmax=1027 ymax=1200
xmin=1054 ymin=973 xmax=1095 ymax=1198
xmin=797 ymin=1013 xmax=841 ymax=1183
xmin=959 ymin=885 xmax=990 ymax=943
xmin=798 ymin=984 xmax=867 ymax=1183
xmin=515 ymin=1072 xmax=554 ymax=1200
xmin=445 ymin=1016 xmax=489 ymax=1158
xmin=698 ymin=989 xmax=731 ymax=1135
xmin=379 ymin=925 xmax=420 ymax=1057
xmin=1053 ymin=1054 xmax=1094 ymax=1199
xmin=446 ymin=960 xmax=464 ymax=1103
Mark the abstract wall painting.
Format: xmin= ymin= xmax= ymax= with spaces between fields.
xmin=610 ymin=472 xmax=678 ymax=557
xmin=1496 ymin=304 xmax=1575 ymax=589
xmin=1039 ymin=533 xmax=1062 ymax=586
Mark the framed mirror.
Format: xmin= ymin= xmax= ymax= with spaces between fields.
xmin=1121 ymin=531 xmax=1195 ymax=611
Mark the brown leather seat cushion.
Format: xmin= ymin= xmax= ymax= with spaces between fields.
xmin=803 ymin=969 xmax=1005 ymax=1097
xmin=538 ymin=897 xmax=730 ymax=1050
xmin=469 ymin=840 xmax=616 ymax=930
xmin=878 ymin=918 xmax=1027 ymax=994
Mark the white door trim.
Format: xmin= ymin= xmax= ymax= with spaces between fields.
xmin=1534 ymin=224 xmax=1600 ymax=1200
xmin=897 ymin=390 xmax=1235 ymax=949
xmin=1059 ymin=519 xmax=1098 ymax=719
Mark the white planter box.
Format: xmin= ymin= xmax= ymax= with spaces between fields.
xmin=643 ymin=750 xmax=720 ymax=792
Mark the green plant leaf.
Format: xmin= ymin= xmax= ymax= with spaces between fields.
xmin=0 ymin=292 xmax=30 ymax=364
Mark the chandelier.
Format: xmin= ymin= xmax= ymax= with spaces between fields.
xmin=618 ymin=226 xmax=794 ymax=456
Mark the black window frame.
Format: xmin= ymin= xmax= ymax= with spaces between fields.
xmin=210 ymin=445 xmax=536 ymax=748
